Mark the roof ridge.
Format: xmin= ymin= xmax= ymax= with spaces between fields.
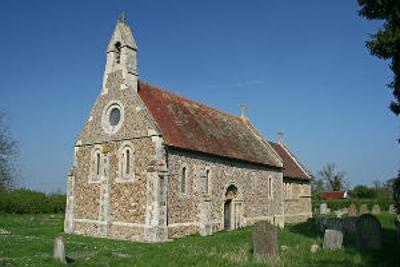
xmin=138 ymin=80 xmax=244 ymax=123
xmin=276 ymin=142 xmax=311 ymax=179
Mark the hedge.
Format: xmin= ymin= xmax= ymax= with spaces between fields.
xmin=0 ymin=188 xmax=66 ymax=214
xmin=312 ymin=198 xmax=394 ymax=212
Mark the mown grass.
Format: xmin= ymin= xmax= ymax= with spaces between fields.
xmin=0 ymin=213 xmax=399 ymax=267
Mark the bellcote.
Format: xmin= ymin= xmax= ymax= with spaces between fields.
xmin=102 ymin=13 xmax=138 ymax=93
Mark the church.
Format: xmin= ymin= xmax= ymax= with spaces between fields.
xmin=64 ymin=15 xmax=312 ymax=242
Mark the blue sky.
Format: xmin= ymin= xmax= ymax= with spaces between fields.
xmin=0 ymin=1 xmax=398 ymax=193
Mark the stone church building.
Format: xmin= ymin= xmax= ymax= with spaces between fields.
xmin=64 ymin=16 xmax=311 ymax=242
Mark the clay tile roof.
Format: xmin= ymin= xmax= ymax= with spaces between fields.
xmin=138 ymin=81 xmax=282 ymax=167
xmin=268 ymin=142 xmax=310 ymax=180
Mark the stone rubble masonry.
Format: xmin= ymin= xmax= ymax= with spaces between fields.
xmin=283 ymin=179 xmax=312 ymax=223
xmin=167 ymin=148 xmax=284 ymax=239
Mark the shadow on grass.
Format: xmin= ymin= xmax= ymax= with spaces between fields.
xmin=288 ymin=217 xmax=400 ymax=267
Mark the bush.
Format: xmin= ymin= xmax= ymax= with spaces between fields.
xmin=312 ymin=198 xmax=394 ymax=213
xmin=0 ymin=188 xmax=66 ymax=214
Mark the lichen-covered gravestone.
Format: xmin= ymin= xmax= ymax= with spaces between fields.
xmin=348 ymin=204 xmax=357 ymax=216
xmin=389 ymin=204 xmax=396 ymax=214
xmin=356 ymin=214 xmax=382 ymax=250
xmin=371 ymin=204 xmax=381 ymax=215
xmin=360 ymin=204 xmax=369 ymax=214
xmin=53 ymin=236 xmax=67 ymax=264
xmin=252 ymin=221 xmax=278 ymax=258
xmin=323 ymin=229 xmax=343 ymax=249
xmin=320 ymin=203 xmax=328 ymax=215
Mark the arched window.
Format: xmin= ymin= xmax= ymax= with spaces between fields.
xmin=181 ymin=167 xmax=187 ymax=194
xmin=90 ymin=147 xmax=103 ymax=183
xmin=119 ymin=145 xmax=133 ymax=181
xmin=126 ymin=149 xmax=130 ymax=175
xmin=115 ymin=42 xmax=121 ymax=64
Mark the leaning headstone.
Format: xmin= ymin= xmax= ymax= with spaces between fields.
xmin=348 ymin=204 xmax=357 ymax=216
xmin=360 ymin=204 xmax=369 ymax=214
xmin=320 ymin=203 xmax=328 ymax=215
xmin=372 ymin=204 xmax=381 ymax=215
xmin=323 ymin=229 xmax=343 ymax=249
xmin=53 ymin=236 xmax=67 ymax=264
xmin=356 ymin=214 xmax=382 ymax=250
xmin=389 ymin=204 xmax=396 ymax=214
xmin=252 ymin=221 xmax=278 ymax=257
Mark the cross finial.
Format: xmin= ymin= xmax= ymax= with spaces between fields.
xmin=119 ymin=12 xmax=128 ymax=23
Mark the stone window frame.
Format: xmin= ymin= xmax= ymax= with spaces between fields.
xmin=179 ymin=164 xmax=189 ymax=197
xmin=89 ymin=145 xmax=103 ymax=183
xmin=116 ymin=141 xmax=135 ymax=183
xmin=268 ymin=176 xmax=273 ymax=200
xmin=102 ymin=101 xmax=125 ymax=135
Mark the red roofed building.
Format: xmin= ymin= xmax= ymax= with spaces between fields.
xmin=321 ymin=191 xmax=347 ymax=200
xmin=64 ymin=16 xmax=312 ymax=242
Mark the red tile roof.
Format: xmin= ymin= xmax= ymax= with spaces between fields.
xmin=138 ymin=81 xmax=282 ymax=167
xmin=269 ymin=142 xmax=310 ymax=180
xmin=321 ymin=191 xmax=346 ymax=200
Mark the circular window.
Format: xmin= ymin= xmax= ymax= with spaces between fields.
xmin=109 ymin=108 xmax=121 ymax=126
xmin=102 ymin=102 xmax=124 ymax=134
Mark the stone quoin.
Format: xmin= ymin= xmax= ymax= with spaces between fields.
xmin=64 ymin=14 xmax=312 ymax=242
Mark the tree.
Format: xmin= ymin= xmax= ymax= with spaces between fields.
xmin=311 ymin=176 xmax=326 ymax=200
xmin=393 ymin=171 xmax=400 ymax=213
xmin=350 ymin=185 xmax=377 ymax=199
xmin=318 ymin=163 xmax=347 ymax=191
xmin=0 ymin=112 xmax=17 ymax=191
xmin=358 ymin=0 xmax=400 ymax=116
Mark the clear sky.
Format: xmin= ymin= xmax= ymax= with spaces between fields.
xmin=0 ymin=0 xmax=398 ymax=193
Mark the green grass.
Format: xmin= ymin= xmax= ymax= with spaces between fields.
xmin=0 ymin=213 xmax=399 ymax=267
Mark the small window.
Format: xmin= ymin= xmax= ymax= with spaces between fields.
xmin=109 ymin=108 xmax=121 ymax=126
xmin=96 ymin=152 xmax=101 ymax=175
xmin=181 ymin=167 xmax=187 ymax=194
xmin=126 ymin=149 xmax=130 ymax=175
xmin=204 ymin=169 xmax=210 ymax=194
xmin=268 ymin=176 xmax=273 ymax=199
xmin=115 ymin=42 xmax=121 ymax=63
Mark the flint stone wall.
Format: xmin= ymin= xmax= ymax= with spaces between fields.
xmin=283 ymin=179 xmax=312 ymax=223
xmin=167 ymin=148 xmax=284 ymax=239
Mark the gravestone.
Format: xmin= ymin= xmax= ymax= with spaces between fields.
xmin=310 ymin=244 xmax=320 ymax=253
xmin=53 ymin=236 xmax=67 ymax=264
xmin=323 ymin=229 xmax=343 ymax=249
xmin=389 ymin=204 xmax=396 ymax=214
xmin=252 ymin=221 xmax=278 ymax=257
xmin=320 ymin=203 xmax=328 ymax=215
xmin=335 ymin=208 xmax=347 ymax=218
xmin=372 ymin=204 xmax=381 ymax=215
xmin=348 ymin=204 xmax=357 ymax=216
xmin=360 ymin=204 xmax=369 ymax=214
xmin=356 ymin=214 xmax=382 ymax=250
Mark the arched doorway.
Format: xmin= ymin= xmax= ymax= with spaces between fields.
xmin=224 ymin=185 xmax=238 ymax=230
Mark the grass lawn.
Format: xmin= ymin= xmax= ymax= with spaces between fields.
xmin=0 ymin=213 xmax=399 ymax=267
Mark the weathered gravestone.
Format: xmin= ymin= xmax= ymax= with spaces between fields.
xmin=356 ymin=214 xmax=382 ymax=250
xmin=335 ymin=208 xmax=347 ymax=218
xmin=360 ymin=204 xmax=369 ymax=214
xmin=323 ymin=229 xmax=343 ymax=249
xmin=372 ymin=204 xmax=381 ymax=215
xmin=252 ymin=221 xmax=278 ymax=257
xmin=53 ymin=236 xmax=67 ymax=264
xmin=348 ymin=204 xmax=357 ymax=216
xmin=389 ymin=204 xmax=396 ymax=214
xmin=320 ymin=203 xmax=328 ymax=215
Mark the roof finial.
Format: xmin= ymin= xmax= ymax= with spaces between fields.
xmin=277 ymin=132 xmax=284 ymax=144
xmin=240 ymin=104 xmax=247 ymax=118
xmin=119 ymin=12 xmax=128 ymax=24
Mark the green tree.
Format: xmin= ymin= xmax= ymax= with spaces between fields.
xmin=0 ymin=112 xmax=17 ymax=191
xmin=350 ymin=185 xmax=377 ymax=199
xmin=318 ymin=163 xmax=347 ymax=191
xmin=358 ymin=0 xmax=400 ymax=116
xmin=393 ymin=171 xmax=400 ymax=213
xmin=311 ymin=176 xmax=325 ymax=200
